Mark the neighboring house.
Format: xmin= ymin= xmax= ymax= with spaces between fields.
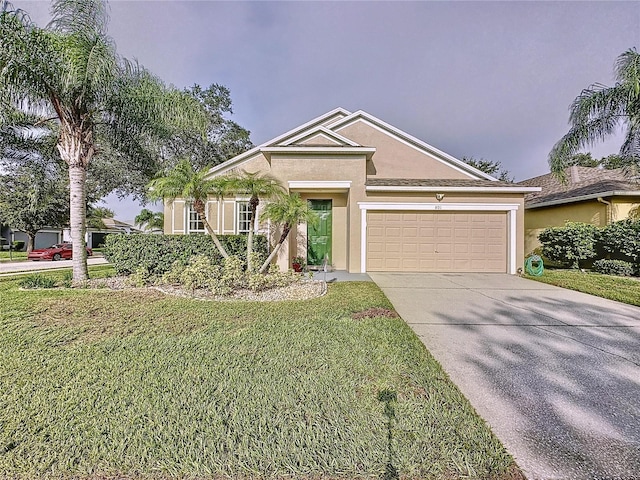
xmin=164 ymin=108 xmax=538 ymax=274
xmin=518 ymin=166 xmax=640 ymax=255
xmin=7 ymin=218 xmax=140 ymax=250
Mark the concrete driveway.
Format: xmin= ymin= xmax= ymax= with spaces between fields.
xmin=370 ymin=273 xmax=640 ymax=480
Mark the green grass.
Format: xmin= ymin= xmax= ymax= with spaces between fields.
xmin=0 ymin=277 xmax=519 ymax=479
xmin=525 ymin=268 xmax=640 ymax=306
xmin=0 ymin=251 xmax=27 ymax=261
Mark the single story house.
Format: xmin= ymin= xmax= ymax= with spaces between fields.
xmin=518 ymin=166 xmax=640 ymax=255
xmin=164 ymin=108 xmax=539 ymax=274
xmin=3 ymin=218 xmax=140 ymax=250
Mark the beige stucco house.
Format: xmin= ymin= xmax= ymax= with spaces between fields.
xmin=164 ymin=108 xmax=538 ymax=274
xmin=518 ymin=166 xmax=640 ymax=255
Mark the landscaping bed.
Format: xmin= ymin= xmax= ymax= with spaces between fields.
xmin=0 ymin=273 xmax=521 ymax=479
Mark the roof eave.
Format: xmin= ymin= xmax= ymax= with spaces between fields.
xmin=366 ymin=185 xmax=541 ymax=193
xmin=526 ymin=190 xmax=640 ymax=209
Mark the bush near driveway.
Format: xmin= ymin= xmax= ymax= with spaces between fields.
xmin=104 ymin=233 xmax=268 ymax=275
xmin=0 ymin=277 xmax=520 ymax=479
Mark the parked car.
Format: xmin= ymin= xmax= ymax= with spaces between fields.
xmin=27 ymin=243 xmax=93 ymax=261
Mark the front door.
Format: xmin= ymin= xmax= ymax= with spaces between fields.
xmin=307 ymin=200 xmax=332 ymax=266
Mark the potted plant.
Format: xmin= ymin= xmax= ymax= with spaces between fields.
xmin=291 ymin=255 xmax=306 ymax=272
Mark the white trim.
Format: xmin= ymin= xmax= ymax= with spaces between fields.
xmin=526 ymin=190 xmax=640 ymax=209
xmin=509 ymin=210 xmax=517 ymax=274
xmin=288 ymin=181 xmax=352 ymax=190
xmin=282 ymin=126 xmax=360 ymax=147
xmin=328 ymin=111 xmax=496 ymax=181
xmin=366 ymin=185 xmax=541 ymax=193
xmin=205 ymin=108 xmax=352 ymax=178
xmin=358 ymin=202 xmax=519 ymax=274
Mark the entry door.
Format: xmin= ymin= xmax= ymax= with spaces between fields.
xmin=307 ymin=200 xmax=332 ymax=266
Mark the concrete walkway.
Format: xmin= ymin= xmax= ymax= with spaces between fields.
xmin=370 ymin=272 xmax=640 ymax=480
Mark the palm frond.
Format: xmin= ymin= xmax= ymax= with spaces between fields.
xmin=48 ymin=0 xmax=109 ymax=37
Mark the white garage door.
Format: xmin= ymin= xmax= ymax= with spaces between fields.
xmin=366 ymin=211 xmax=507 ymax=272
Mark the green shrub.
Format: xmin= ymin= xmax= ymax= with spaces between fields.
xmin=179 ymin=255 xmax=222 ymax=291
xmin=19 ymin=274 xmax=57 ymax=289
xmin=103 ymin=233 xmax=268 ymax=276
xmin=592 ymin=259 xmax=635 ymax=276
xmin=598 ymin=219 xmax=640 ymax=263
xmin=538 ymin=222 xmax=599 ymax=269
xmin=12 ymin=240 xmax=25 ymax=251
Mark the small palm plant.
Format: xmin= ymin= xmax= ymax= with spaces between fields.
xmin=226 ymin=172 xmax=283 ymax=271
xmin=259 ymin=193 xmax=317 ymax=273
xmin=147 ymin=159 xmax=231 ymax=258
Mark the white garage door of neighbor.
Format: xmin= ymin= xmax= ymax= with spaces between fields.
xmin=366 ymin=211 xmax=507 ymax=272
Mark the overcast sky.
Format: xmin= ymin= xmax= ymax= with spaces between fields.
xmin=14 ymin=0 xmax=640 ymax=222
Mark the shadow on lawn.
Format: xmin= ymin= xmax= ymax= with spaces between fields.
xmin=427 ymin=293 xmax=640 ymax=479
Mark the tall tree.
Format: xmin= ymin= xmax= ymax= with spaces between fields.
xmin=226 ymin=172 xmax=283 ymax=271
xmin=550 ymin=48 xmax=640 ymax=179
xmin=462 ymin=157 xmax=513 ymax=182
xmin=167 ymin=84 xmax=253 ymax=171
xmin=0 ymin=163 xmax=69 ymax=251
xmin=259 ymin=193 xmax=316 ymax=274
xmin=0 ymin=0 xmax=207 ymax=280
xmin=135 ymin=208 xmax=164 ymax=232
xmin=147 ymin=159 xmax=230 ymax=258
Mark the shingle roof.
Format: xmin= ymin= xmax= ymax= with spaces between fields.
xmin=366 ymin=178 xmax=511 ymax=187
xmin=517 ymin=166 xmax=640 ymax=207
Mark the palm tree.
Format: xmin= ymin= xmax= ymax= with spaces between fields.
xmin=550 ymin=48 xmax=640 ymax=179
xmin=259 ymin=193 xmax=317 ymax=274
xmin=147 ymin=159 xmax=230 ymax=258
xmin=86 ymin=205 xmax=114 ymax=230
xmin=227 ymin=171 xmax=283 ymax=271
xmin=135 ymin=208 xmax=164 ymax=232
xmin=0 ymin=0 xmax=206 ymax=280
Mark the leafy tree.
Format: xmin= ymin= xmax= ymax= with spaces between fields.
xmin=147 ymin=159 xmax=230 ymax=258
xmin=462 ymin=157 xmax=513 ymax=182
xmin=599 ymin=154 xmax=629 ymax=170
xmin=0 ymin=163 xmax=69 ymax=251
xmin=135 ymin=208 xmax=164 ymax=232
xmin=226 ymin=172 xmax=283 ymax=271
xmin=567 ymin=152 xmax=600 ymax=168
xmin=550 ymin=48 xmax=640 ymax=179
xmin=259 ymin=193 xmax=317 ymax=273
xmin=167 ymin=84 xmax=253 ymax=171
xmin=0 ymin=0 xmax=207 ymax=280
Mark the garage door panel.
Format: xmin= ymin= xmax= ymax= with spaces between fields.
xmin=367 ymin=210 xmax=507 ymax=273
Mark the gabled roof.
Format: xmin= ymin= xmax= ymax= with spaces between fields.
xmin=518 ymin=166 xmax=640 ymax=208
xmin=206 ymin=107 xmax=497 ymax=180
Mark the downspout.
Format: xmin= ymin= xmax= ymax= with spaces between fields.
xmin=597 ymin=197 xmax=612 ymax=224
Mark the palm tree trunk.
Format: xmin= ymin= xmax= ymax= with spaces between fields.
xmin=246 ymin=195 xmax=259 ymax=271
xmin=259 ymin=223 xmax=291 ymax=273
xmin=194 ymin=203 xmax=229 ymax=259
xmin=68 ymin=164 xmax=88 ymax=280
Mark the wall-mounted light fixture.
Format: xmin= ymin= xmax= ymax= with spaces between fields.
xmin=435 ymin=193 xmax=445 ymax=202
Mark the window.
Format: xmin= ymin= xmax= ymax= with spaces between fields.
xmin=188 ymin=206 xmax=205 ymax=232
xmin=237 ymin=201 xmax=252 ymax=233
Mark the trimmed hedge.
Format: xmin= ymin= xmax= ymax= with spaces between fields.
xmin=103 ymin=234 xmax=268 ymax=275
xmin=599 ymin=219 xmax=640 ymax=263
xmin=538 ymin=222 xmax=599 ymax=269
xmin=592 ymin=259 xmax=635 ymax=277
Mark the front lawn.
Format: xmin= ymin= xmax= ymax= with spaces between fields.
xmin=525 ymin=268 xmax=640 ymax=307
xmin=0 ymin=251 xmax=27 ymax=261
xmin=0 ymin=274 xmax=520 ymax=479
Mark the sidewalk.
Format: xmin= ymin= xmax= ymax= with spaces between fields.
xmin=0 ymin=256 xmax=109 ymax=275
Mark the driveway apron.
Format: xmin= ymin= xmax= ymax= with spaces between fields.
xmin=370 ymin=272 xmax=640 ymax=480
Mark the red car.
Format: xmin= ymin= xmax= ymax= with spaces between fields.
xmin=27 ymin=243 xmax=93 ymax=261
